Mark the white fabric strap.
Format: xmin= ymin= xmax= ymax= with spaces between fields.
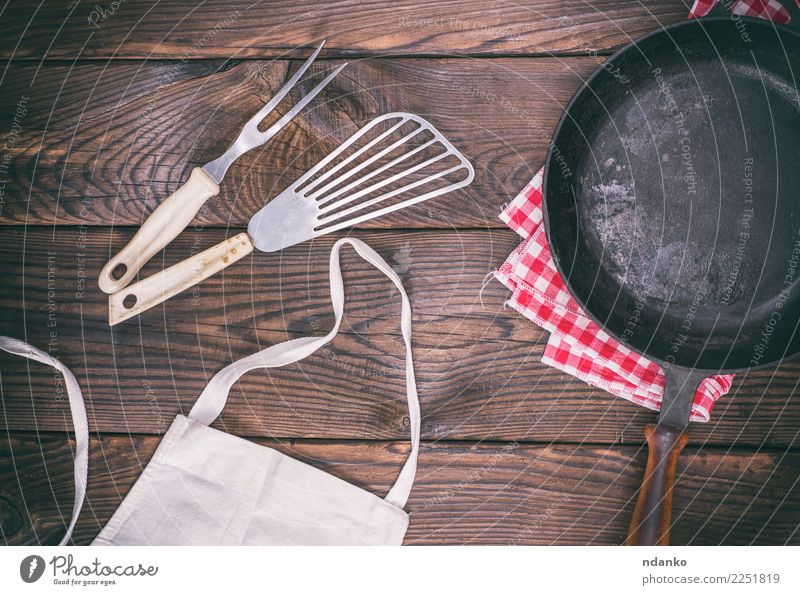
xmin=0 ymin=336 xmax=89 ymax=545
xmin=189 ymin=238 xmax=421 ymax=508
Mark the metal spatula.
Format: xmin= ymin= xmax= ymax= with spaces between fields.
xmin=109 ymin=112 xmax=474 ymax=324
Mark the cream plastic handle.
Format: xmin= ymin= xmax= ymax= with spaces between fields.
xmin=108 ymin=233 xmax=254 ymax=325
xmin=99 ymin=167 xmax=220 ymax=294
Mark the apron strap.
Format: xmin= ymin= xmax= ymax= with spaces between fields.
xmin=189 ymin=238 xmax=420 ymax=509
xmin=0 ymin=336 xmax=89 ymax=545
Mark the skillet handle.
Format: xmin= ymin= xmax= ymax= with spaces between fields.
xmin=625 ymin=423 xmax=689 ymax=546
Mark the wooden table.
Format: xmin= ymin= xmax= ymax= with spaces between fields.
xmin=1 ymin=0 xmax=798 ymax=546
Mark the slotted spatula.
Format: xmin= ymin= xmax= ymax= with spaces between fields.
xmin=109 ymin=112 xmax=474 ymax=324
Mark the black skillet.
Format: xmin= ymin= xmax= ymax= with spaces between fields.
xmin=542 ymin=17 xmax=800 ymax=545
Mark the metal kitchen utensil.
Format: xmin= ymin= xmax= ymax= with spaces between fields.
xmin=98 ymin=40 xmax=346 ymax=294
xmin=108 ymin=112 xmax=474 ymax=325
xmin=542 ymin=18 xmax=800 ymax=545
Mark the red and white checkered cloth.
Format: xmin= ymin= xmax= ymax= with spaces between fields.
xmin=495 ymin=170 xmax=734 ymax=422
xmin=493 ymin=2 xmax=795 ymax=422
xmin=689 ymin=0 xmax=799 ymax=23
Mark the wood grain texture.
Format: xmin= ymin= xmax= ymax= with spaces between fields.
xmin=2 ymin=432 xmax=798 ymax=546
xmin=1 ymin=0 xmax=689 ymax=60
xmin=2 ymin=0 xmax=798 ymax=548
xmin=0 ymin=57 xmax=591 ymax=228
xmin=1 ymin=226 xmax=799 ymax=446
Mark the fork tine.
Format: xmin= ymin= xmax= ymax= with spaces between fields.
xmin=202 ymin=41 xmax=346 ymax=183
xmin=242 ymin=40 xmax=327 ymax=132
xmin=256 ymin=61 xmax=348 ymax=144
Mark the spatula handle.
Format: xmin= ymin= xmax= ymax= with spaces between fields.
xmin=108 ymin=233 xmax=253 ymax=325
xmin=625 ymin=423 xmax=689 ymax=546
xmin=98 ymin=168 xmax=220 ymax=294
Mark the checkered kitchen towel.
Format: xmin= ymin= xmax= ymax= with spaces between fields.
xmin=494 ymin=171 xmax=733 ymax=421
xmin=493 ymin=2 xmax=796 ymax=421
xmin=689 ymin=0 xmax=799 ymax=23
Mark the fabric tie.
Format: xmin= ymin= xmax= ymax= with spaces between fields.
xmin=189 ymin=237 xmax=420 ymax=508
xmin=0 ymin=337 xmax=89 ymax=544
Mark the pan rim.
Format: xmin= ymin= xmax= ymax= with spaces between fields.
xmin=541 ymin=16 xmax=800 ymax=375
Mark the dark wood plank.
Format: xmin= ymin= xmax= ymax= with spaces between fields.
xmin=0 ymin=0 xmax=688 ymax=60
xmin=2 ymin=433 xmax=797 ymax=545
xmin=2 ymin=226 xmax=799 ymax=446
xmin=0 ymin=57 xmax=592 ymax=229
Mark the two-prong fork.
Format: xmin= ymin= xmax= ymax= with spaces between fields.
xmin=98 ymin=40 xmax=346 ymax=294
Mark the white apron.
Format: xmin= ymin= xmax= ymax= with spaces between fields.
xmin=93 ymin=238 xmax=420 ymax=546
